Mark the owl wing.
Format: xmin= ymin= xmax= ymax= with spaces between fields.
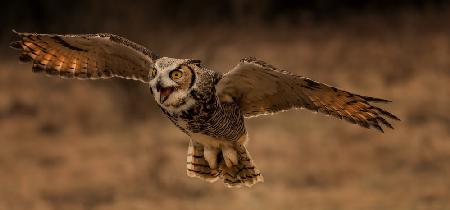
xmin=10 ymin=30 xmax=158 ymax=83
xmin=216 ymin=57 xmax=400 ymax=132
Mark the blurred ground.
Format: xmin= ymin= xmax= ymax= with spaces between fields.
xmin=1 ymin=1 xmax=450 ymax=210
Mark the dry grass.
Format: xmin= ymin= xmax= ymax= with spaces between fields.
xmin=0 ymin=9 xmax=449 ymax=210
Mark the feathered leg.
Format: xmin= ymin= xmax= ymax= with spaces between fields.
xmin=220 ymin=136 xmax=264 ymax=188
xmin=186 ymin=140 xmax=220 ymax=182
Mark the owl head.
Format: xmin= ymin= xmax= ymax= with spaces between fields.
xmin=149 ymin=57 xmax=201 ymax=112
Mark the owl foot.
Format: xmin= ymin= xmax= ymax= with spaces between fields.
xmin=222 ymin=145 xmax=238 ymax=168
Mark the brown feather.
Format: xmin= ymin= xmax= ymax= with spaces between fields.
xmin=10 ymin=30 xmax=158 ymax=83
xmin=216 ymin=57 xmax=400 ymax=132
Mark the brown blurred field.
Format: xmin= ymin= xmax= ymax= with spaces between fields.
xmin=1 ymin=4 xmax=450 ymax=210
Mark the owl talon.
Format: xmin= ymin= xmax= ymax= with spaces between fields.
xmin=222 ymin=146 xmax=238 ymax=168
xmin=203 ymin=146 xmax=219 ymax=169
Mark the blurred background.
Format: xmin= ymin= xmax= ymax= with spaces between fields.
xmin=1 ymin=0 xmax=449 ymax=209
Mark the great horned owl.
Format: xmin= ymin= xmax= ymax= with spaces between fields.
xmin=10 ymin=31 xmax=399 ymax=188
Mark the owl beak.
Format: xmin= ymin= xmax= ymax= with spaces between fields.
xmin=159 ymin=87 xmax=174 ymax=103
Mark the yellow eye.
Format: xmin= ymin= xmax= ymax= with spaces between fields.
xmin=170 ymin=70 xmax=183 ymax=79
xmin=151 ymin=68 xmax=157 ymax=77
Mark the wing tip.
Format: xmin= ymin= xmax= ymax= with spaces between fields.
xmin=10 ymin=41 xmax=22 ymax=50
xmin=362 ymin=95 xmax=392 ymax=103
xmin=374 ymin=125 xmax=385 ymax=133
xmin=10 ymin=29 xmax=24 ymax=50
xmin=335 ymin=107 xmax=399 ymax=133
xmin=376 ymin=107 xmax=401 ymax=121
xmin=11 ymin=29 xmax=26 ymax=38
xmin=359 ymin=93 xmax=400 ymax=122
xmin=370 ymin=111 xmax=399 ymax=133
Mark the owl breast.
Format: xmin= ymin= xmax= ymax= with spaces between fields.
xmin=162 ymin=91 xmax=246 ymax=142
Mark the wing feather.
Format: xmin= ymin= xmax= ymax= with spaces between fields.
xmin=216 ymin=57 xmax=400 ymax=132
xmin=10 ymin=30 xmax=158 ymax=83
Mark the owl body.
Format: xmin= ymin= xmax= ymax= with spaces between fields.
xmin=151 ymin=58 xmax=258 ymax=186
xmin=10 ymin=31 xmax=400 ymax=188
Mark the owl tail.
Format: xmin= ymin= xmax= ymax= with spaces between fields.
xmin=220 ymin=144 xmax=264 ymax=188
xmin=186 ymin=140 xmax=220 ymax=182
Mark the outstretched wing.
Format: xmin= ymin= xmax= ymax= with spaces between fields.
xmin=10 ymin=30 xmax=159 ymax=83
xmin=216 ymin=57 xmax=400 ymax=132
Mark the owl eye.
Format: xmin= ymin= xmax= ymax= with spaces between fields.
xmin=151 ymin=68 xmax=157 ymax=77
xmin=170 ymin=70 xmax=183 ymax=80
